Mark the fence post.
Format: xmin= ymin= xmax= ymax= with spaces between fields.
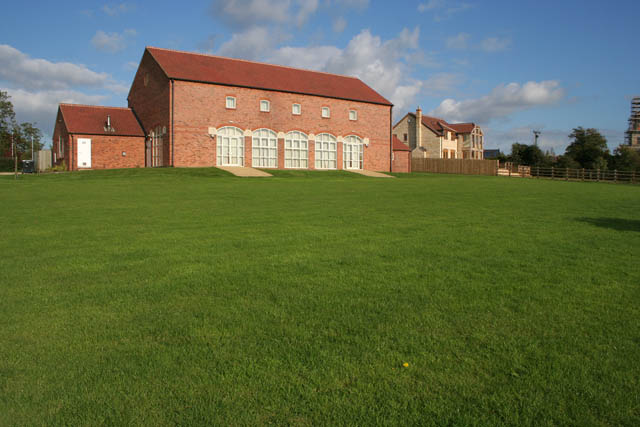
xmin=597 ymin=168 xmax=600 ymax=181
xmin=633 ymin=171 xmax=636 ymax=184
xmin=565 ymin=167 xmax=569 ymax=181
xmin=551 ymin=166 xmax=554 ymax=180
xmin=536 ymin=165 xmax=539 ymax=179
xmin=582 ymin=168 xmax=585 ymax=181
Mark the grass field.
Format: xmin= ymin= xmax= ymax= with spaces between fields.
xmin=1 ymin=169 xmax=639 ymax=425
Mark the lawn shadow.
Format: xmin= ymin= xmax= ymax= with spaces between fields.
xmin=577 ymin=217 xmax=640 ymax=232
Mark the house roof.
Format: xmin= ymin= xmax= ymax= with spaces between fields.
xmin=58 ymin=104 xmax=145 ymax=137
xmin=394 ymin=112 xmax=476 ymax=137
xmin=448 ymin=123 xmax=476 ymax=133
xmin=145 ymin=47 xmax=392 ymax=107
xmin=392 ymin=135 xmax=411 ymax=151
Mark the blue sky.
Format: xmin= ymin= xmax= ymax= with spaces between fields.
xmin=1 ymin=0 xmax=638 ymax=153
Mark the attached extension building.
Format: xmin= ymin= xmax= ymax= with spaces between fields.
xmin=53 ymin=47 xmax=406 ymax=172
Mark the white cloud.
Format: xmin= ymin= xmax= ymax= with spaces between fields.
xmin=422 ymin=73 xmax=463 ymax=96
xmin=418 ymin=0 xmax=472 ymax=21
xmin=267 ymin=45 xmax=341 ymax=70
xmin=91 ymin=29 xmax=136 ymax=53
xmin=218 ymin=27 xmax=291 ymax=59
xmin=333 ymin=16 xmax=347 ymax=33
xmin=480 ymin=37 xmax=511 ymax=52
xmin=431 ymin=80 xmax=566 ymax=124
xmin=210 ymin=0 xmax=298 ymax=28
xmin=1 ymin=87 xmax=109 ymax=132
xmin=328 ymin=0 xmax=369 ymax=8
xmin=446 ymin=33 xmax=470 ymax=50
xmin=0 ymin=44 xmax=111 ymax=90
xmin=0 ymin=45 xmax=128 ymax=139
xmin=102 ymin=3 xmax=135 ymax=16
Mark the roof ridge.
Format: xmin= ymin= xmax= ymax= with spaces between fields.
xmin=146 ymin=46 xmax=362 ymax=81
xmin=60 ymin=103 xmax=132 ymax=110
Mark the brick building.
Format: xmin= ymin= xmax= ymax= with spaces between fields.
xmin=52 ymin=104 xmax=145 ymax=170
xmin=393 ymin=107 xmax=484 ymax=160
xmin=53 ymin=46 xmax=400 ymax=172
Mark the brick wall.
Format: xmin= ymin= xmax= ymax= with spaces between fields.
xmin=52 ymin=109 xmax=70 ymax=169
xmin=171 ymin=80 xmax=392 ymax=171
xmin=69 ymin=134 xmax=145 ymax=170
xmin=127 ymin=50 xmax=171 ymax=166
xmin=392 ymin=149 xmax=411 ymax=173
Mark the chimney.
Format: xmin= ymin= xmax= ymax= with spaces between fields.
xmin=416 ymin=107 xmax=422 ymax=149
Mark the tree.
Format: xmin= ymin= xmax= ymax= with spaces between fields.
xmin=565 ymin=127 xmax=609 ymax=169
xmin=0 ymin=91 xmax=18 ymax=156
xmin=610 ymin=145 xmax=640 ymax=172
xmin=509 ymin=142 xmax=552 ymax=166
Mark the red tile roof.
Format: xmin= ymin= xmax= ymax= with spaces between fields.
xmin=448 ymin=123 xmax=476 ymax=133
xmin=59 ymin=104 xmax=144 ymax=137
xmin=392 ymin=135 xmax=411 ymax=151
xmin=146 ymin=47 xmax=392 ymax=107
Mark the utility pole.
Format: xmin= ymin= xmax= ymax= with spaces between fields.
xmin=13 ymin=133 xmax=17 ymax=180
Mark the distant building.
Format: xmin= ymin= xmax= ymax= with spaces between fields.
xmin=483 ymin=149 xmax=501 ymax=159
xmin=625 ymin=97 xmax=640 ymax=151
xmin=392 ymin=107 xmax=484 ymax=159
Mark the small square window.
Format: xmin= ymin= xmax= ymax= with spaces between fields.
xmin=349 ymin=110 xmax=357 ymax=121
xmin=322 ymin=107 xmax=330 ymax=118
xmin=260 ymin=100 xmax=270 ymax=112
xmin=292 ymin=103 xmax=301 ymax=115
xmin=226 ymin=96 xmax=236 ymax=109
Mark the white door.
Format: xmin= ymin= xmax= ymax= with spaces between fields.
xmin=217 ymin=127 xmax=244 ymax=166
xmin=77 ymin=138 xmax=92 ymax=168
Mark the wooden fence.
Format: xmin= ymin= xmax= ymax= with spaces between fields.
xmin=411 ymin=158 xmax=499 ymax=176
xmin=527 ymin=166 xmax=638 ymax=184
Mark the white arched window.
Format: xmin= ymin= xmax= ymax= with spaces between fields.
xmin=285 ymin=131 xmax=308 ymax=168
xmin=315 ymin=133 xmax=337 ymax=169
xmin=343 ymin=135 xmax=364 ymax=169
xmin=252 ymin=128 xmax=277 ymax=168
xmin=217 ymin=126 xmax=244 ymax=166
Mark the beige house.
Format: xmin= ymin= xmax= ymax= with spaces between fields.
xmin=449 ymin=123 xmax=484 ymax=159
xmin=393 ymin=107 xmax=484 ymax=159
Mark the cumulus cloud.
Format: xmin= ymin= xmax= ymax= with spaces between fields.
xmin=0 ymin=45 xmax=128 ymax=139
xmin=431 ymin=80 xmax=566 ymax=124
xmin=1 ymin=87 xmax=109 ymax=133
xmin=446 ymin=33 xmax=470 ymax=50
xmin=480 ymin=36 xmax=511 ymax=52
xmin=218 ymin=27 xmax=291 ymax=59
xmin=418 ymin=0 xmax=472 ymax=21
xmin=91 ymin=29 xmax=136 ymax=53
xmin=0 ymin=44 xmax=111 ymax=90
xmin=333 ymin=16 xmax=347 ymax=33
xmin=422 ymin=73 xmax=463 ymax=96
xmin=102 ymin=3 xmax=135 ymax=16
xmin=210 ymin=0 xmax=319 ymax=28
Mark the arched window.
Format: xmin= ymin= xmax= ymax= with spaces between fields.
xmin=315 ymin=133 xmax=337 ymax=169
xmin=217 ymin=126 xmax=244 ymax=166
xmin=285 ymin=131 xmax=308 ymax=168
xmin=252 ymin=129 xmax=277 ymax=168
xmin=343 ymin=135 xmax=363 ymax=169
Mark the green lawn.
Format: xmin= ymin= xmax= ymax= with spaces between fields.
xmin=1 ymin=169 xmax=639 ymax=425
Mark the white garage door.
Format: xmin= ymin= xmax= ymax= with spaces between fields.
xmin=77 ymin=138 xmax=92 ymax=168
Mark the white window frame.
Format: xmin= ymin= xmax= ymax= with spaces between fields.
xmin=284 ymin=131 xmax=308 ymax=169
xmin=349 ymin=110 xmax=357 ymax=121
xmin=217 ymin=126 xmax=244 ymax=166
xmin=292 ymin=103 xmax=301 ymax=115
xmin=260 ymin=100 xmax=270 ymax=112
xmin=343 ymin=135 xmax=364 ymax=170
xmin=321 ymin=107 xmax=330 ymax=118
xmin=315 ymin=133 xmax=337 ymax=170
xmin=252 ymin=128 xmax=277 ymax=168
xmin=226 ymin=96 xmax=236 ymax=109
